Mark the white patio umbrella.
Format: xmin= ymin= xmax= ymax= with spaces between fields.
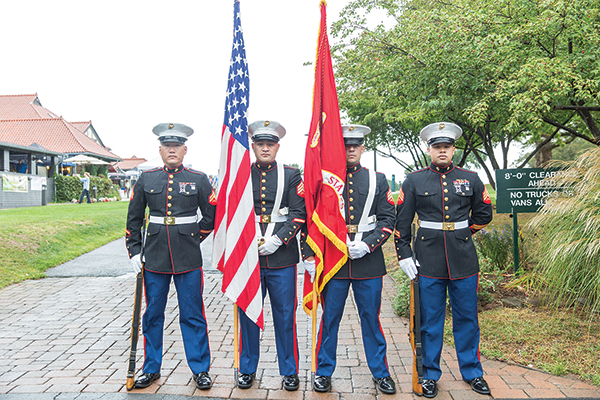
xmin=62 ymin=154 xmax=109 ymax=165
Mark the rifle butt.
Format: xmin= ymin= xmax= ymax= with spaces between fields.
xmin=412 ymin=359 xmax=423 ymax=395
xmin=126 ymin=376 xmax=135 ymax=391
xmin=410 ymin=273 xmax=423 ymax=395
xmin=126 ymin=271 xmax=143 ymax=389
xmin=126 ymin=214 xmax=148 ymax=390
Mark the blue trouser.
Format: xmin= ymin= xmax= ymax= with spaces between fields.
xmin=78 ymin=189 xmax=91 ymax=203
xmin=316 ymin=277 xmax=389 ymax=378
xmin=239 ymin=265 xmax=298 ymax=376
xmin=142 ymin=268 xmax=210 ymax=375
xmin=420 ymin=274 xmax=483 ymax=382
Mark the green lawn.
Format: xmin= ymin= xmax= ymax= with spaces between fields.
xmin=485 ymin=184 xmax=496 ymax=205
xmin=0 ymin=201 xmax=128 ymax=289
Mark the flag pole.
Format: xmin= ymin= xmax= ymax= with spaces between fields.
xmin=234 ymin=303 xmax=239 ymax=386
xmin=311 ymin=276 xmax=317 ymax=383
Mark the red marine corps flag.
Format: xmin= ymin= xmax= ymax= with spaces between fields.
xmin=213 ymin=0 xmax=263 ymax=330
xmin=302 ymin=0 xmax=348 ymax=314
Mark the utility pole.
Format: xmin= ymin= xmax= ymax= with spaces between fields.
xmin=373 ymin=145 xmax=377 ymax=171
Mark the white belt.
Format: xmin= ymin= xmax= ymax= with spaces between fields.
xmin=256 ymin=215 xmax=287 ymax=223
xmin=255 ymin=207 xmax=289 ymax=224
xmin=149 ymin=215 xmax=198 ymax=225
xmin=347 ymin=223 xmax=376 ymax=234
xmin=347 ymin=215 xmax=377 ymax=233
xmin=420 ymin=220 xmax=469 ymax=231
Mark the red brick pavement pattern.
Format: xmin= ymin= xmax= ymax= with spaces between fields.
xmin=0 ymin=273 xmax=598 ymax=398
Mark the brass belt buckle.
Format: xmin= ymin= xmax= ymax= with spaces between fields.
xmin=347 ymin=225 xmax=358 ymax=233
xmin=164 ymin=216 xmax=175 ymax=225
xmin=443 ymin=222 xmax=455 ymax=231
xmin=261 ymin=215 xmax=271 ymax=223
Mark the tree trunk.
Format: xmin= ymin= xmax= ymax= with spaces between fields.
xmin=534 ymin=141 xmax=555 ymax=167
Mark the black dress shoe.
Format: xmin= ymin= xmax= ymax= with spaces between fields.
xmin=133 ymin=372 xmax=160 ymax=389
xmin=194 ymin=371 xmax=212 ymax=390
xmin=313 ymin=375 xmax=331 ymax=392
xmin=237 ymin=372 xmax=255 ymax=389
xmin=373 ymin=376 xmax=396 ymax=394
xmin=283 ymin=374 xmax=300 ymax=391
xmin=422 ymin=379 xmax=438 ymax=398
xmin=469 ymin=377 xmax=490 ymax=395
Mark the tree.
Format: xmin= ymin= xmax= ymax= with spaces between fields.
xmin=332 ymin=0 xmax=600 ymax=188
xmin=516 ymin=137 xmax=596 ymax=167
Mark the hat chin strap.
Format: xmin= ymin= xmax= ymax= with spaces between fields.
xmin=428 ymin=138 xmax=455 ymax=146
xmin=252 ymin=135 xmax=279 ymax=143
xmin=160 ymin=137 xmax=187 ymax=144
xmin=431 ymin=160 xmax=453 ymax=169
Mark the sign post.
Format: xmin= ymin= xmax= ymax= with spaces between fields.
xmin=495 ymin=168 xmax=572 ymax=274
xmin=512 ymin=209 xmax=518 ymax=273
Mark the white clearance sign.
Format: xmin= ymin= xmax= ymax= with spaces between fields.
xmin=495 ymin=168 xmax=574 ymax=214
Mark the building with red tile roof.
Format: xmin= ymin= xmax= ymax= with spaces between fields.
xmin=1 ymin=93 xmax=122 ymax=208
xmin=0 ymin=94 xmax=119 ymax=162
xmin=0 ymin=94 xmax=58 ymax=120
xmin=70 ymin=121 xmax=107 ymax=148
xmin=108 ymin=155 xmax=148 ymax=199
xmin=0 ymin=118 xmax=119 ymax=160
xmin=110 ymin=156 xmax=147 ymax=172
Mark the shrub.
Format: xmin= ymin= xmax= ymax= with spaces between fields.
xmin=54 ymin=174 xmax=120 ymax=203
xmin=391 ymin=271 xmax=411 ymax=317
xmin=478 ymin=271 xmax=501 ymax=307
xmin=473 ymin=223 xmax=513 ymax=272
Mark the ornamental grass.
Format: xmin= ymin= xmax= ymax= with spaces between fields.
xmin=528 ymin=147 xmax=600 ymax=318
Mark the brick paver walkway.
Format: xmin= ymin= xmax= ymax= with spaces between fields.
xmin=0 ymin=264 xmax=598 ymax=398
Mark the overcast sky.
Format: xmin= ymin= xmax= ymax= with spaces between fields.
xmin=1 ymin=0 xmax=406 ymax=180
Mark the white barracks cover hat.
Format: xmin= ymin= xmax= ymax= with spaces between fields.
xmin=342 ymin=124 xmax=371 ymax=145
xmin=248 ymin=120 xmax=286 ymax=142
xmin=152 ymin=123 xmax=194 ymax=144
xmin=420 ymin=122 xmax=462 ymax=145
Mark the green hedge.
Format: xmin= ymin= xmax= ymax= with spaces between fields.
xmin=54 ymin=174 xmax=120 ymax=203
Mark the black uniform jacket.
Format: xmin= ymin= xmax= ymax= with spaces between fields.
xmin=395 ymin=162 xmax=493 ymax=279
xmin=126 ymin=164 xmax=216 ymax=274
xmin=334 ymin=163 xmax=396 ymax=279
xmin=253 ymin=161 xmax=306 ymax=269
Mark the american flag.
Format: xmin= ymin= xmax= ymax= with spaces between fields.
xmin=213 ymin=0 xmax=263 ymax=329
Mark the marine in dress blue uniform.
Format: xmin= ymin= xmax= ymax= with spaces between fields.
xmin=395 ymin=122 xmax=493 ymax=398
xmin=237 ymin=120 xmax=306 ymax=391
xmin=126 ymin=123 xmax=217 ymax=390
xmin=312 ymin=125 xmax=397 ymax=395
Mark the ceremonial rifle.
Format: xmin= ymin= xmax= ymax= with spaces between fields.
xmin=409 ymin=223 xmax=424 ymax=395
xmin=126 ymin=214 xmax=148 ymax=391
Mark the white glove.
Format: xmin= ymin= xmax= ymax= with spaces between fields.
xmin=347 ymin=241 xmax=371 ymax=260
xmin=399 ymin=257 xmax=420 ymax=280
xmin=130 ymin=254 xmax=142 ymax=275
xmin=258 ymin=235 xmax=283 ymax=256
xmin=304 ymin=259 xmax=316 ymax=282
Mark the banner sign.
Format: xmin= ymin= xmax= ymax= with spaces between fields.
xmin=31 ymin=176 xmax=47 ymax=191
xmin=2 ymin=174 xmax=28 ymax=193
xmin=495 ymin=168 xmax=573 ymax=213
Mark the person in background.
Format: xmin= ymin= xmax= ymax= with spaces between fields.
xmin=16 ymin=159 xmax=28 ymax=174
xmin=78 ymin=172 xmax=91 ymax=204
